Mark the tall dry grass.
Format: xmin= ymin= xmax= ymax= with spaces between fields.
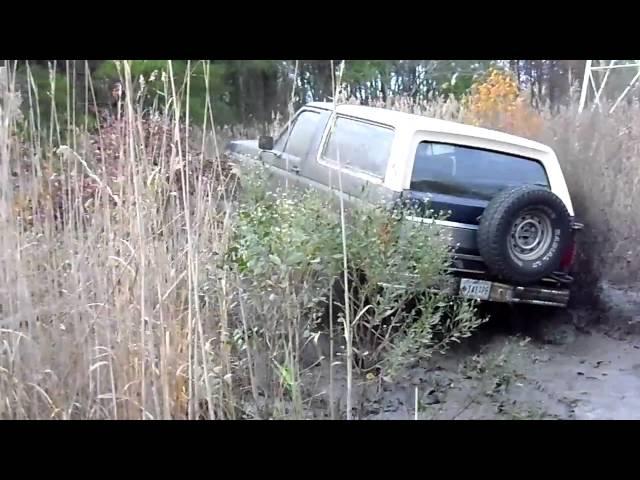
xmin=1 ymin=61 xmax=246 ymax=419
xmin=537 ymin=102 xmax=640 ymax=294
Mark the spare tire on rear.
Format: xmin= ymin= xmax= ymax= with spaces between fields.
xmin=477 ymin=185 xmax=571 ymax=285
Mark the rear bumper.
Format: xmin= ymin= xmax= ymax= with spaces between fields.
xmin=444 ymin=250 xmax=572 ymax=307
xmin=380 ymin=275 xmax=571 ymax=308
xmin=457 ymin=279 xmax=570 ymax=307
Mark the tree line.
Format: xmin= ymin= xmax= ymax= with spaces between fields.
xmin=15 ymin=60 xmax=636 ymax=127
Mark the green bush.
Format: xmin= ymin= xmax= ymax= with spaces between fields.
xmin=229 ymin=164 xmax=486 ymax=397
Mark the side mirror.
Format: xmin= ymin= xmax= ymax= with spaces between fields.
xmin=258 ymin=135 xmax=274 ymax=151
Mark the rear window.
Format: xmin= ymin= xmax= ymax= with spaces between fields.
xmin=322 ymin=117 xmax=394 ymax=178
xmin=410 ymin=141 xmax=549 ymax=200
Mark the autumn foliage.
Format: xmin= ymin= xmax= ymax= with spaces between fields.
xmin=464 ymin=68 xmax=543 ymax=138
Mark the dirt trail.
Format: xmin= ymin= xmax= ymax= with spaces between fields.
xmin=304 ymin=307 xmax=640 ymax=420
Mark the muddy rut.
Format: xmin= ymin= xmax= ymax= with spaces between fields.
xmin=300 ymin=305 xmax=640 ymax=420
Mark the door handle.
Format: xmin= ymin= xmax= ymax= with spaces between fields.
xmin=291 ymin=165 xmax=300 ymax=174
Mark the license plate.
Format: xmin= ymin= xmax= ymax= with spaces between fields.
xmin=459 ymin=278 xmax=492 ymax=300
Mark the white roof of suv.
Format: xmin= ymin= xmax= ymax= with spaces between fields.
xmin=307 ymin=102 xmax=553 ymax=154
xmin=306 ymin=102 xmax=574 ymax=217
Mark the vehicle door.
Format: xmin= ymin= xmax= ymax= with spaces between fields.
xmin=301 ymin=114 xmax=396 ymax=209
xmin=259 ymin=108 xmax=324 ymax=191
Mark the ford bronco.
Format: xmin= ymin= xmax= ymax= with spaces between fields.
xmin=226 ymin=102 xmax=582 ymax=308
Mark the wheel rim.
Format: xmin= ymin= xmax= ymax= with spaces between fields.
xmin=507 ymin=209 xmax=553 ymax=262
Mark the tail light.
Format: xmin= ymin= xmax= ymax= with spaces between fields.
xmin=560 ymin=237 xmax=577 ymax=272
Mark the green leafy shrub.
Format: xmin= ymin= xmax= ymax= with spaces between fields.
xmin=229 ymin=164 xmax=486 ymax=405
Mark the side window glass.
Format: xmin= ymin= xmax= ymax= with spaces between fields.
xmin=273 ymin=110 xmax=321 ymax=158
xmin=321 ymin=117 xmax=394 ymax=178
